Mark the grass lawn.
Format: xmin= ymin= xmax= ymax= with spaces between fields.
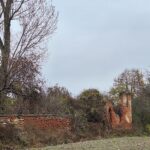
xmin=30 ymin=136 xmax=150 ymax=150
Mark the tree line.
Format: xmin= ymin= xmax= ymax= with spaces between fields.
xmin=0 ymin=0 xmax=150 ymax=142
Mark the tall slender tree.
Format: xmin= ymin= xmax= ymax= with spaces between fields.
xmin=0 ymin=0 xmax=58 ymax=100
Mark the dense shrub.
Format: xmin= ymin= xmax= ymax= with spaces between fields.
xmin=145 ymin=124 xmax=150 ymax=134
xmin=44 ymin=85 xmax=74 ymax=116
xmin=23 ymin=124 xmax=73 ymax=147
xmin=0 ymin=124 xmax=27 ymax=149
xmin=77 ymin=89 xmax=104 ymax=123
xmin=132 ymin=83 xmax=150 ymax=132
xmin=70 ymin=89 xmax=110 ymax=139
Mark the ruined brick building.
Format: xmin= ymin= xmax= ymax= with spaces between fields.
xmin=105 ymin=92 xmax=132 ymax=129
xmin=0 ymin=92 xmax=132 ymax=131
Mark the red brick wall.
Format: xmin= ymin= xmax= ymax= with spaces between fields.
xmin=0 ymin=115 xmax=71 ymax=131
xmin=105 ymin=93 xmax=132 ymax=130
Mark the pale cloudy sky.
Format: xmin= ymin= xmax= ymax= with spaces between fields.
xmin=42 ymin=0 xmax=150 ymax=95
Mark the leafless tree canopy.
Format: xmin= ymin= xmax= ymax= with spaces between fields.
xmin=113 ymin=69 xmax=144 ymax=96
xmin=0 ymin=0 xmax=58 ymax=96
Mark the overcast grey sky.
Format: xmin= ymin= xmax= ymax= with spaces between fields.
xmin=42 ymin=0 xmax=150 ymax=95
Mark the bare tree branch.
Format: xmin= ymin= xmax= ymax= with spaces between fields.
xmin=10 ymin=0 xmax=25 ymax=20
xmin=0 ymin=0 xmax=58 ymax=97
xmin=0 ymin=37 xmax=4 ymax=49
xmin=0 ymin=0 xmax=5 ymax=10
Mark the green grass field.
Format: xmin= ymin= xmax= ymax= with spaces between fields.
xmin=30 ymin=137 xmax=150 ymax=150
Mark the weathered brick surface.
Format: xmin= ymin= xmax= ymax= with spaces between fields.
xmin=105 ymin=92 xmax=132 ymax=129
xmin=0 ymin=115 xmax=71 ymax=131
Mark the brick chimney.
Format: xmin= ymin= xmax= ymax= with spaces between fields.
xmin=119 ymin=92 xmax=132 ymax=127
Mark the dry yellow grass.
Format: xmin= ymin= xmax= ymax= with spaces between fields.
xmin=30 ymin=136 xmax=150 ymax=150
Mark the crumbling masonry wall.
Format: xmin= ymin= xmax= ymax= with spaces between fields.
xmin=0 ymin=115 xmax=71 ymax=131
xmin=105 ymin=92 xmax=132 ymax=129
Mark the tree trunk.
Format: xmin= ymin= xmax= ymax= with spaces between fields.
xmin=0 ymin=1 xmax=12 ymax=103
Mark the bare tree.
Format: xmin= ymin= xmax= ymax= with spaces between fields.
xmin=110 ymin=69 xmax=145 ymax=98
xmin=0 ymin=0 xmax=58 ymax=99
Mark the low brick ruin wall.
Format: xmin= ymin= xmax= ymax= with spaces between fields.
xmin=0 ymin=115 xmax=71 ymax=131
